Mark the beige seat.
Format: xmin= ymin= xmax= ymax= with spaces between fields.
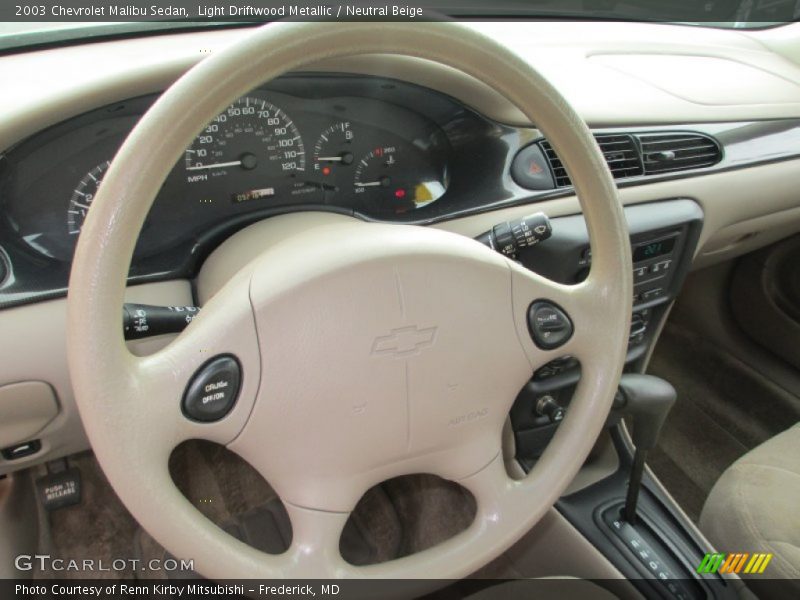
xmin=700 ymin=423 xmax=800 ymax=597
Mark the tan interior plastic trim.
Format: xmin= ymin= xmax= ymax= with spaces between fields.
xmin=3 ymin=21 xmax=800 ymax=152
xmin=0 ymin=280 xmax=192 ymax=476
xmin=433 ymin=157 xmax=800 ymax=270
xmin=497 ymin=509 xmax=641 ymax=599
xmin=590 ymin=54 xmax=800 ymax=105
xmin=0 ymin=382 xmax=59 ymax=448
xmin=66 ymin=22 xmax=631 ymax=580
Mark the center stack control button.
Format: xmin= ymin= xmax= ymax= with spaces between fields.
xmin=182 ymin=355 xmax=242 ymax=422
xmin=527 ymin=301 xmax=574 ymax=350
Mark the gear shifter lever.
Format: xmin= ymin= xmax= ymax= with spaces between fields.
xmin=613 ymin=374 xmax=676 ymax=525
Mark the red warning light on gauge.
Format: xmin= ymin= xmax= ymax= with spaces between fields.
xmin=394 ymin=188 xmax=406 ymax=199
xmin=321 ymin=166 xmax=332 ymax=176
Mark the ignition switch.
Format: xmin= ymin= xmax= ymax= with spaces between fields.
xmin=536 ymin=395 xmax=566 ymax=424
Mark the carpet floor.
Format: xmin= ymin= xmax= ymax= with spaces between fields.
xmin=647 ymin=321 xmax=800 ymax=522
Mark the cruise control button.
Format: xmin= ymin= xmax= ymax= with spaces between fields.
xmin=527 ymin=301 xmax=574 ymax=350
xmin=182 ymin=355 xmax=241 ymax=423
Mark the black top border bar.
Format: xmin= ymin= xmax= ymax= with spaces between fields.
xmin=2 ymin=0 xmax=799 ymax=24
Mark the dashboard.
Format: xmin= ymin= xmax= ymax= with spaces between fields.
xmin=2 ymin=71 xmax=800 ymax=310
xmin=0 ymin=75 xmax=529 ymax=307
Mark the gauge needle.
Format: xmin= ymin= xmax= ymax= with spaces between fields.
xmin=317 ymin=152 xmax=354 ymax=165
xmin=356 ymin=175 xmax=391 ymax=188
xmin=186 ymin=160 xmax=243 ymax=171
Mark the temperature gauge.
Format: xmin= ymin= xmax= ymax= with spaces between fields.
xmin=354 ymin=146 xmax=431 ymax=215
xmin=354 ymin=146 xmax=400 ymax=191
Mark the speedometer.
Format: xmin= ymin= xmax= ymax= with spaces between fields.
xmin=67 ymin=160 xmax=111 ymax=236
xmin=184 ymin=97 xmax=305 ymax=186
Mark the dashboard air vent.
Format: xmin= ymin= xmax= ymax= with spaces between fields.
xmin=638 ymin=133 xmax=722 ymax=174
xmin=540 ymin=134 xmax=643 ymax=187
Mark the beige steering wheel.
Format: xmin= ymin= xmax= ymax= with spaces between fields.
xmin=66 ymin=22 xmax=631 ymax=580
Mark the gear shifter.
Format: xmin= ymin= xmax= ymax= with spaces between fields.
xmin=613 ymin=374 xmax=676 ymax=525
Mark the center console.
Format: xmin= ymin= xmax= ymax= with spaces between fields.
xmin=497 ymin=199 xmax=738 ymax=599
xmin=509 ymin=198 xmax=703 ymax=463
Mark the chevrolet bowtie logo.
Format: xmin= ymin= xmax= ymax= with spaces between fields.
xmin=371 ymin=326 xmax=438 ymax=358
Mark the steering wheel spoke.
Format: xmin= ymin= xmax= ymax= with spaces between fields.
xmin=282 ymin=503 xmax=351 ymax=577
xmin=130 ymin=270 xmax=261 ymax=448
xmin=457 ymin=452 xmax=517 ymax=532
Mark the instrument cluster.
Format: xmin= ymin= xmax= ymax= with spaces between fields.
xmin=2 ymin=79 xmax=451 ymax=262
xmin=0 ymin=75 xmax=524 ymax=308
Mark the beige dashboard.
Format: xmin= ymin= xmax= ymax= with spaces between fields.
xmin=2 ymin=21 xmax=800 ymax=148
xmin=0 ymin=21 xmax=799 ymax=474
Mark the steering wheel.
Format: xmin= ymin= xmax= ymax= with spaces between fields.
xmin=66 ymin=22 xmax=631 ymax=580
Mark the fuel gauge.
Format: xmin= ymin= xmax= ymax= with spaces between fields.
xmin=313 ymin=122 xmax=354 ymax=176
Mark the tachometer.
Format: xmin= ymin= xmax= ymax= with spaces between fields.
xmin=184 ymin=97 xmax=305 ymax=186
xmin=67 ymin=160 xmax=111 ymax=235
